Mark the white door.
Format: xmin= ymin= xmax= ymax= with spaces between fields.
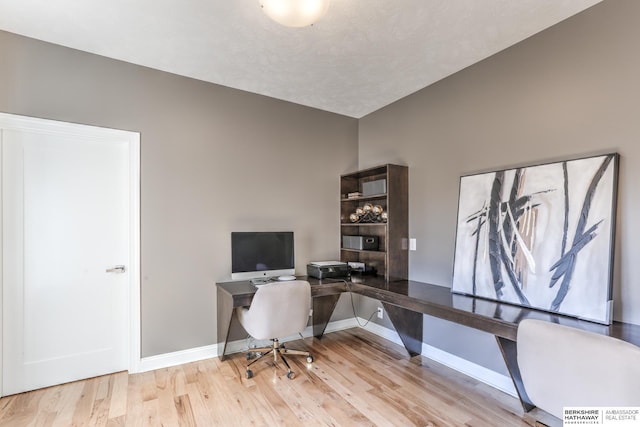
xmin=1 ymin=114 xmax=140 ymax=395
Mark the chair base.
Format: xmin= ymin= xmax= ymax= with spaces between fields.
xmin=245 ymin=338 xmax=313 ymax=379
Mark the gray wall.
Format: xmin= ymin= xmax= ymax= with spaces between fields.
xmin=3 ymin=0 xmax=639 ymax=377
xmin=0 ymin=30 xmax=359 ymax=357
xmin=358 ymin=0 xmax=640 ymax=374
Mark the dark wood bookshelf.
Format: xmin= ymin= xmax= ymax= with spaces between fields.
xmin=340 ymin=164 xmax=408 ymax=281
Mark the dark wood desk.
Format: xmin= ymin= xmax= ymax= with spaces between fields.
xmin=216 ymin=276 xmax=640 ymax=412
xmin=216 ymin=278 xmax=348 ymax=361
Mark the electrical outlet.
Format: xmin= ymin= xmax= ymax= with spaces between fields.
xmin=377 ymin=307 xmax=383 ymax=319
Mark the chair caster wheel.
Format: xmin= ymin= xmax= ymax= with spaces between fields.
xmin=306 ymin=355 xmax=314 ymax=363
xmin=246 ymin=352 xmax=254 ymax=360
xmin=246 ymin=369 xmax=253 ymax=379
xmin=287 ymin=371 xmax=295 ymax=380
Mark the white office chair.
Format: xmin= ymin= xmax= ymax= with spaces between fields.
xmin=236 ymin=280 xmax=314 ymax=379
xmin=517 ymin=319 xmax=640 ymax=420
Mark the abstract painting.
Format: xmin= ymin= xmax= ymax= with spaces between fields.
xmin=452 ymin=154 xmax=619 ymax=324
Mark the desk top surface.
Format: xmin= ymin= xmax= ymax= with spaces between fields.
xmin=216 ymin=276 xmax=640 ymax=346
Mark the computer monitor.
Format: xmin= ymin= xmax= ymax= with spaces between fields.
xmin=231 ymin=231 xmax=295 ymax=281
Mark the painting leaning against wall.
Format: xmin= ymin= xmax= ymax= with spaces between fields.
xmin=451 ymin=153 xmax=619 ymax=324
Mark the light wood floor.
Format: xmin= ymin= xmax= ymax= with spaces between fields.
xmin=0 ymin=328 xmax=540 ymax=426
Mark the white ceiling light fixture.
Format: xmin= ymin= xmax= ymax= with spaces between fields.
xmin=259 ymin=0 xmax=331 ymax=28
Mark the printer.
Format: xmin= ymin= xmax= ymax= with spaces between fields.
xmin=307 ymin=261 xmax=351 ymax=279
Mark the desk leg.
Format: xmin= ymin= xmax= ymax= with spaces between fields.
xmin=382 ymin=303 xmax=423 ymax=357
xmin=496 ymin=336 xmax=535 ymax=412
xmin=313 ymin=294 xmax=341 ymax=338
xmin=217 ymin=288 xmax=235 ymax=361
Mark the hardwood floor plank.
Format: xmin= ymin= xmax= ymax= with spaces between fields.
xmin=288 ymin=360 xmax=380 ymax=426
xmin=0 ymin=395 xmax=29 ymax=427
xmin=51 ymin=380 xmax=84 ymax=427
xmin=305 ymin=361 xmax=394 ymax=426
xmin=174 ymin=394 xmax=197 ymax=427
xmin=95 ymin=375 xmax=112 ymax=402
xmin=154 ymin=368 xmax=181 ymax=426
xmin=183 ymin=360 xmax=230 ymax=425
xmin=0 ymin=328 xmax=547 ymax=426
xmin=139 ymin=371 xmax=157 ymax=403
xmin=184 ymin=382 xmax=218 ymax=426
xmin=123 ymin=369 xmax=144 ymax=425
xmin=108 ymin=371 xmax=129 ymax=420
xmin=167 ymin=365 xmax=188 ymax=397
xmin=32 ymin=409 xmax=58 ymax=427
xmin=140 ymin=398 xmax=160 ymax=427
xmin=71 ymin=377 xmax=98 ymax=425
xmin=105 ymin=415 xmax=126 ymax=426
xmin=271 ymin=375 xmax=342 ymax=426
xmin=200 ymin=358 xmax=252 ymax=425
xmin=87 ymin=396 xmax=111 ymax=427
xmin=248 ymin=372 xmax=301 ymax=424
xmin=34 ymin=384 xmax=64 ymax=415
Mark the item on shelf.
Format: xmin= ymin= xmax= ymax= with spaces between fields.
xmin=342 ymin=235 xmax=379 ymax=251
xmin=347 ymin=261 xmax=365 ymax=272
xmin=347 ymin=191 xmax=362 ymax=199
xmin=347 ymin=205 xmax=387 ymax=223
xmin=362 ymin=179 xmax=386 ymax=196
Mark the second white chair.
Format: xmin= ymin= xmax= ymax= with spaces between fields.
xmin=517 ymin=318 xmax=640 ymax=419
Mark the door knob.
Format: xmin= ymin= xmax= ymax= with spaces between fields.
xmin=106 ymin=265 xmax=126 ymax=273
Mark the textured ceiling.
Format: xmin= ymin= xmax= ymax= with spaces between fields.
xmin=0 ymin=0 xmax=601 ymax=118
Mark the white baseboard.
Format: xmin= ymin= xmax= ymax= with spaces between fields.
xmin=358 ymin=318 xmax=517 ymax=398
xmin=137 ymin=316 xmax=516 ymax=398
xmin=138 ymin=343 xmax=219 ymax=373
xmin=137 ymin=318 xmax=360 ymax=373
xmin=320 ymin=317 xmax=360 ymax=334
xmin=419 ymin=340 xmax=517 ymax=397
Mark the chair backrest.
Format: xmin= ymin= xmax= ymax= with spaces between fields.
xmin=238 ymin=280 xmax=311 ymax=340
xmin=517 ymin=318 xmax=640 ymax=419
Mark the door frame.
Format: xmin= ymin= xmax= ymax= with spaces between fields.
xmin=0 ymin=112 xmax=141 ymax=396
